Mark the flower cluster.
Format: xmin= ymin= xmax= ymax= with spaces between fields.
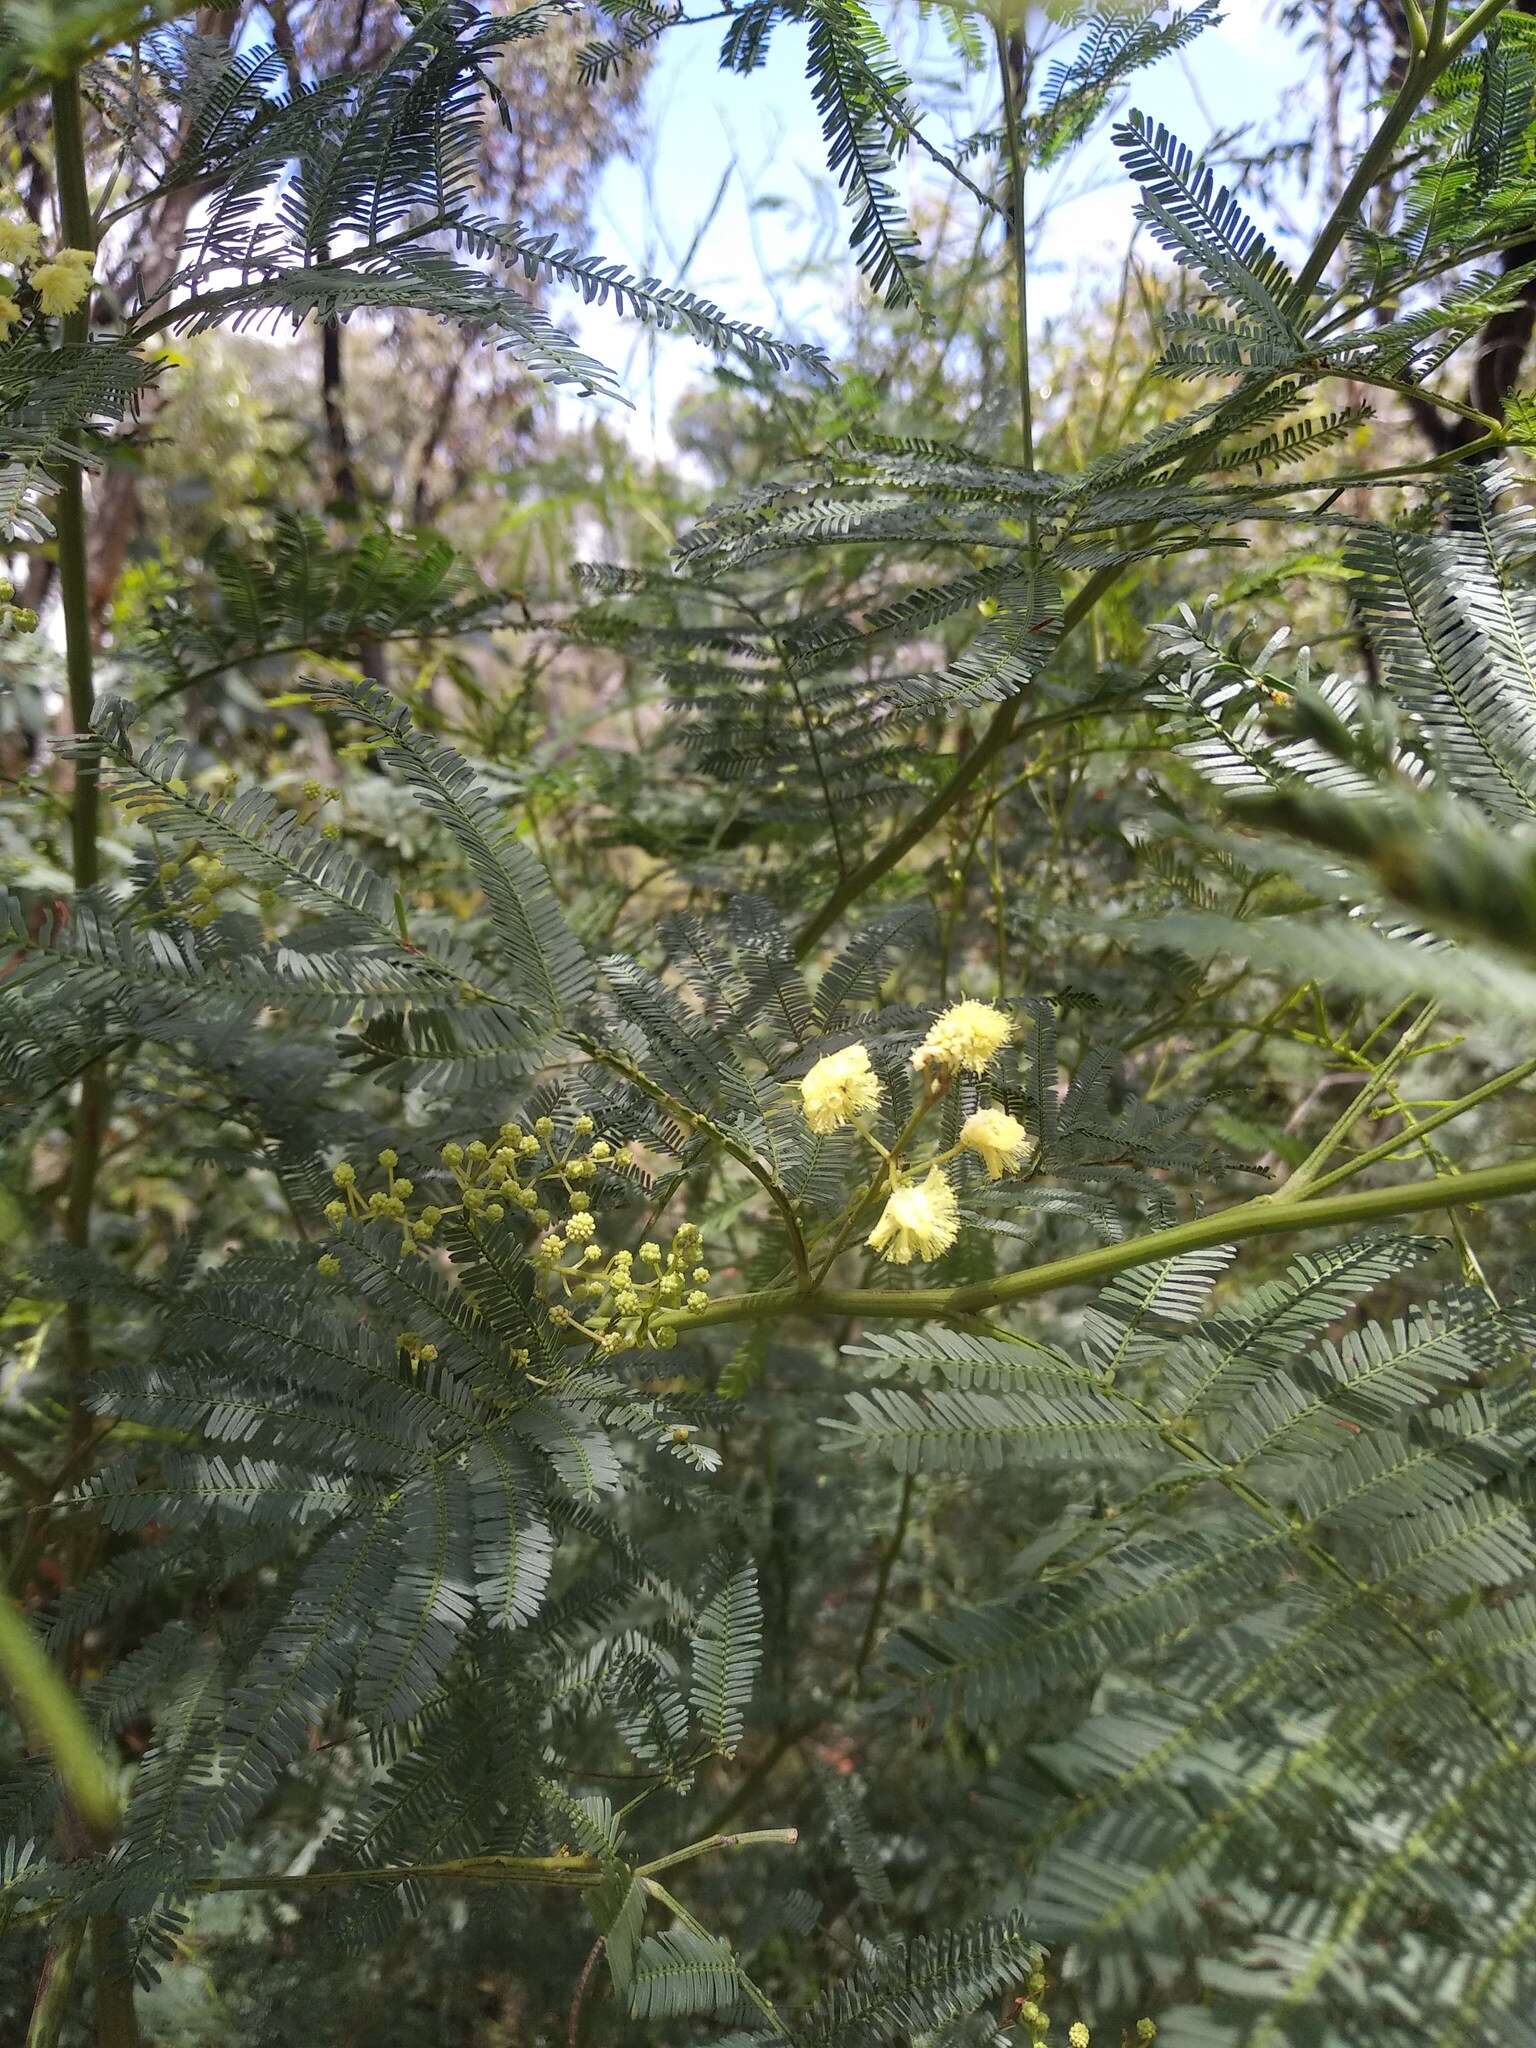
xmin=551 ymin=1220 xmax=709 ymax=1356
xmin=317 ymin=1116 xmax=710 ymax=1359
xmin=796 ymin=999 xmax=1033 ymax=1267
xmin=153 ymin=780 xmax=342 ymax=924
xmin=0 ymin=223 xmax=93 ymax=336
xmin=1011 ymin=1969 xmax=1156 ymax=2045
xmin=0 ymin=576 xmax=38 ymax=637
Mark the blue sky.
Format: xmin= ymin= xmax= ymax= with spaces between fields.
xmin=573 ymin=1 xmax=1313 ymax=446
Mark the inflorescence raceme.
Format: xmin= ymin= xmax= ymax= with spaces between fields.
xmin=799 ymin=998 xmax=1034 ymax=1266
xmin=317 ymin=999 xmax=1030 ymax=1361
xmin=1011 ymin=1970 xmax=1158 ymax=2046
xmin=317 ymin=1115 xmax=710 ymax=1358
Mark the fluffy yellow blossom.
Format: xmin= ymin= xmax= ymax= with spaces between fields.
xmin=912 ymin=998 xmax=1012 ymax=1076
xmin=0 ymin=294 xmax=20 ymax=338
xmin=801 ymin=1042 xmax=882 ymax=1134
xmin=959 ymin=1106 xmax=1032 ymax=1180
xmin=867 ymin=1166 xmax=960 ymax=1265
xmin=0 ymin=219 xmax=41 ymax=266
xmin=30 ymin=256 xmax=92 ymax=315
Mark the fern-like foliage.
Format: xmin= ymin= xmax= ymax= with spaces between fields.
xmin=130 ymin=514 xmax=520 ymax=700
xmin=1147 ymin=462 xmax=1536 ymax=1032
xmin=0 ymin=339 xmax=157 ymax=542
xmin=838 ymin=1238 xmax=1536 ymax=2039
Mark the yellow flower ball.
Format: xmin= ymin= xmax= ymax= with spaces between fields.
xmin=867 ymin=1166 xmax=960 ymax=1265
xmin=959 ymin=1105 xmax=1032 ymax=1180
xmin=1069 ymin=2026 xmax=1090 ymax=2048
xmin=912 ymin=998 xmax=1012 ymax=1075
xmin=29 ymin=257 xmax=91 ymax=315
xmin=0 ymin=219 xmax=41 ymax=266
xmin=800 ymin=1042 xmax=882 ymax=1134
xmin=0 ymin=294 xmax=20 ymax=339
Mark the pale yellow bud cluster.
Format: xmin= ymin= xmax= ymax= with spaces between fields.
xmin=157 ymin=848 xmax=239 ymax=927
xmin=550 ymin=1219 xmax=708 ymax=1355
xmin=317 ymin=1119 xmax=714 ymax=1366
xmin=0 ymin=576 xmax=37 ymax=636
xmin=297 ymin=775 xmax=341 ymax=819
xmin=1008 ymin=1972 xmax=1153 ymax=2047
xmin=0 ymin=218 xmax=94 ymax=336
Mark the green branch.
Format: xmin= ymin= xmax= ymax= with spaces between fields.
xmin=791 ymin=567 xmax=1126 ymax=958
xmin=658 ymin=1150 xmax=1536 ymax=1336
xmin=1302 ymin=1057 xmax=1536 ymax=1196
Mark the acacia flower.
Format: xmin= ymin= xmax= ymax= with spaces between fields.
xmin=1069 ymin=2029 xmax=1091 ymax=2048
xmin=801 ymin=1041 xmax=882 ymax=1133
xmin=959 ymin=1106 xmax=1032 ymax=1180
xmin=0 ymin=219 xmax=40 ymax=266
xmin=911 ymin=998 xmax=1012 ymax=1076
xmin=30 ymin=256 xmax=92 ymax=315
xmin=0 ymin=294 xmax=20 ymax=339
xmin=867 ymin=1166 xmax=959 ymax=1265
